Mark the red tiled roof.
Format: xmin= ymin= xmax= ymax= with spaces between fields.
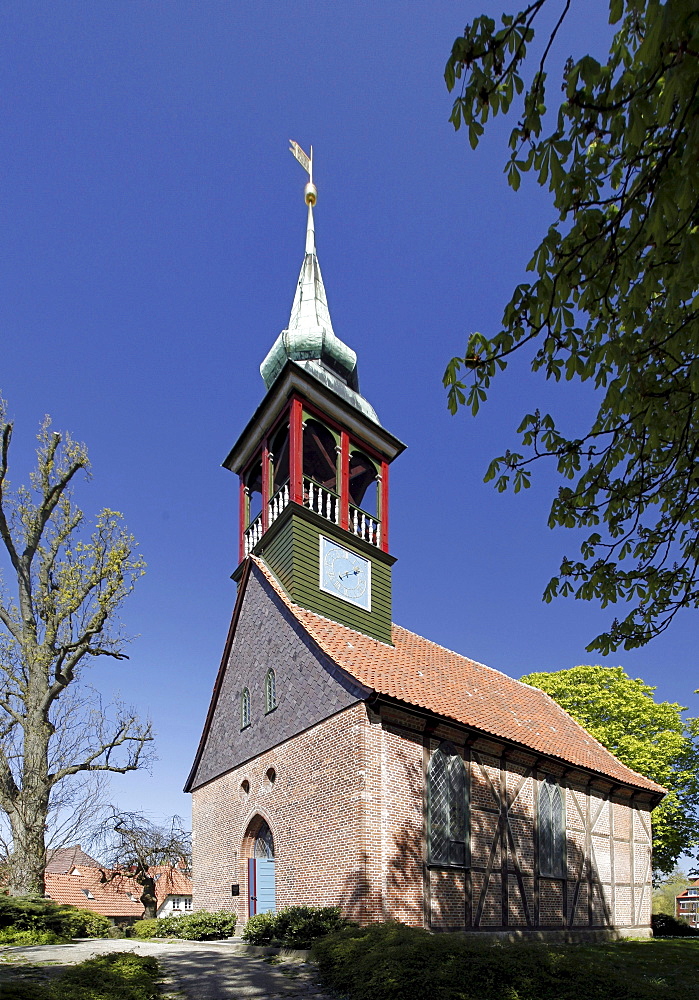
xmin=251 ymin=557 xmax=665 ymax=797
xmin=151 ymin=865 xmax=193 ymax=899
xmin=45 ymin=845 xmax=102 ymax=874
xmin=45 ymin=865 xmax=192 ymax=918
xmin=45 ymin=870 xmax=143 ymax=917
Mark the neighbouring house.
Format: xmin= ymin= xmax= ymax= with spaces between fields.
xmin=676 ymin=881 xmax=699 ymax=927
xmin=185 ymin=155 xmax=666 ymax=939
xmin=45 ymin=845 xmax=103 ymax=874
xmin=43 ymin=846 xmax=192 ymax=924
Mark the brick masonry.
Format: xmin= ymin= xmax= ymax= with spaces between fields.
xmin=189 ymin=574 xmax=654 ymax=936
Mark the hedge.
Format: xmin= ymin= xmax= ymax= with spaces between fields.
xmin=132 ymin=909 xmax=236 ymax=940
xmin=0 ymin=895 xmax=110 ymax=943
xmin=242 ymin=905 xmax=351 ymax=948
xmin=312 ymin=921 xmax=672 ymax=1000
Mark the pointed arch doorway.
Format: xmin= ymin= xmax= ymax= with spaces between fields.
xmin=246 ymin=818 xmax=276 ymax=916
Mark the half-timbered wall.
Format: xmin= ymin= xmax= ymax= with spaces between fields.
xmin=376 ymin=706 xmax=654 ymax=936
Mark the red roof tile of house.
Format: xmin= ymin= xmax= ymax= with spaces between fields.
xmin=45 ymin=845 xmax=102 ymax=874
xmin=44 ymin=865 xmax=192 ymax=918
xmin=151 ymin=865 xmax=193 ymax=899
xmin=45 ymin=870 xmax=143 ymax=918
xmin=251 ymin=557 xmax=665 ymax=797
xmin=676 ymin=880 xmax=699 ymax=898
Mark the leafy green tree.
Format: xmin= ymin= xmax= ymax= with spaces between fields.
xmin=652 ymin=869 xmax=692 ymax=915
xmin=521 ymin=664 xmax=699 ymax=873
xmin=443 ymin=0 xmax=699 ymax=653
xmin=0 ymin=400 xmax=153 ymax=896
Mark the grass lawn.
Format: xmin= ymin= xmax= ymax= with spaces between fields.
xmin=313 ymin=922 xmax=699 ymax=1000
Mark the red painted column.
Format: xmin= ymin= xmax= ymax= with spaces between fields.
xmin=238 ymin=476 xmax=246 ymax=564
xmin=340 ymin=431 xmax=350 ymax=530
xmin=261 ymin=438 xmax=270 ymax=532
xmin=289 ymin=398 xmax=304 ymax=505
xmin=380 ymin=460 xmax=390 ymax=552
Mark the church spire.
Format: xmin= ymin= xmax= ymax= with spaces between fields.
xmin=259 ymin=143 xmax=360 ymax=396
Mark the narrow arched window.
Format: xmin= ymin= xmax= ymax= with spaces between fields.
xmin=539 ymin=777 xmax=565 ymax=876
xmin=427 ymin=742 xmax=468 ymax=866
xmin=240 ymin=687 xmax=251 ymax=730
xmin=264 ymin=669 xmax=277 ymax=713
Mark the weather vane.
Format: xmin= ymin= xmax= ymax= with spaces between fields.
xmin=289 ymin=140 xmax=317 ymax=206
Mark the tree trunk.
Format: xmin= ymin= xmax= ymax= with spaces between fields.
xmin=139 ymin=873 xmax=158 ymax=919
xmin=8 ymin=705 xmax=51 ymax=896
xmin=8 ymin=802 xmax=48 ymax=896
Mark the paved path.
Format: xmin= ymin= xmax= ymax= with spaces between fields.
xmin=0 ymin=938 xmax=338 ymax=999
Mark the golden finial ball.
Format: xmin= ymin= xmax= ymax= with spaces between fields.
xmin=304 ymin=182 xmax=317 ymax=206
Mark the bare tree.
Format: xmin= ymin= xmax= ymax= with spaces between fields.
xmin=100 ymin=812 xmax=191 ymax=919
xmin=0 ymin=399 xmax=154 ymax=896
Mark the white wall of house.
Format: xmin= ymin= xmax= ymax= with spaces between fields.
xmin=157 ymin=894 xmax=193 ymax=917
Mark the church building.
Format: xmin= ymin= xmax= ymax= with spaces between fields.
xmin=185 ymin=146 xmax=664 ymax=938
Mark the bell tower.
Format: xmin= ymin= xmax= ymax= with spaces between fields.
xmin=226 ymin=143 xmax=405 ymax=644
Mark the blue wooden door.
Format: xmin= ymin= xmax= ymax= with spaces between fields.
xmin=248 ymin=857 xmax=276 ymax=915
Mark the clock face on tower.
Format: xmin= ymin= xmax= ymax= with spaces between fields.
xmin=319 ymin=536 xmax=371 ymax=611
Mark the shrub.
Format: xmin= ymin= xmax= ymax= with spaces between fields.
xmin=242 ymin=905 xmax=351 ymax=947
xmin=133 ymin=910 xmax=236 ymax=940
xmin=56 ymin=951 xmax=159 ymax=1000
xmin=273 ymin=905 xmax=350 ymax=947
xmin=174 ymin=909 xmax=237 ymax=940
xmin=0 ymin=926 xmax=64 ymax=945
xmin=652 ymin=912 xmax=699 ymax=936
xmin=312 ymin=921 xmax=669 ymax=1000
xmin=0 ymin=896 xmax=109 ymax=941
xmin=133 ymin=918 xmax=160 ymax=939
xmin=0 ymin=952 xmax=159 ymax=1000
xmin=53 ymin=905 xmax=111 ymax=939
xmin=242 ymin=910 xmax=276 ymax=944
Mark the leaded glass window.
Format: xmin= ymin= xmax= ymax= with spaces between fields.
xmin=254 ymin=820 xmax=275 ymax=859
xmin=428 ymin=742 xmax=468 ymax=866
xmin=265 ymin=669 xmax=277 ymax=713
xmin=539 ymin=777 xmax=565 ymax=876
xmin=240 ymin=687 xmax=251 ymax=730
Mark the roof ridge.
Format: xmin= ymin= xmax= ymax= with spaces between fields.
xmin=531 ymin=685 xmax=664 ymax=787
xmin=392 ymin=622 xmax=536 ymax=687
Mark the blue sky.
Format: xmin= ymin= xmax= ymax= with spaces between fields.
xmin=1 ymin=1 xmax=696 ymax=826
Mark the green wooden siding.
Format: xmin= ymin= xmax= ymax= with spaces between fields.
xmin=259 ymin=509 xmax=393 ymax=644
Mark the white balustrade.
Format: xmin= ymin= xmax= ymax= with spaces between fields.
xmin=303 ymin=478 xmax=339 ymax=525
xmin=349 ymin=504 xmax=381 ymax=546
xmin=268 ymin=483 xmax=290 ymax=525
xmin=246 ymin=479 xmax=381 ymax=554
xmin=244 ymin=513 xmax=263 ymax=555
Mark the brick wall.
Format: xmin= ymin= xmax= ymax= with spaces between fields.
xmin=376 ymin=709 xmax=654 ymax=934
xmin=192 ymin=698 xmax=654 ymax=933
xmin=192 ymin=703 xmax=371 ymax=921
